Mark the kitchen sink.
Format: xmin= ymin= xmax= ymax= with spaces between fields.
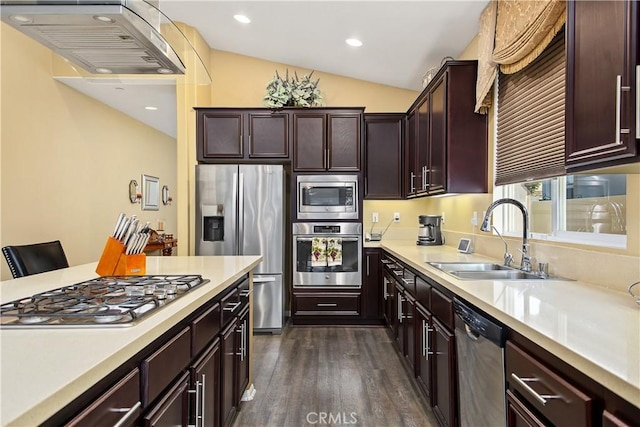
xmin=427 ymin=262 xmax=570 ymax=281
xmin=428 ymin=262 xmax=513 ymax=272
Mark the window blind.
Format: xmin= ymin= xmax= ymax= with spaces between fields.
xmin=495 ymin=31 xmax=565 ymax=186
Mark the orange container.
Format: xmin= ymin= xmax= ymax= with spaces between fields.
xmin=114 ymin=253 xmax=146 ymax=276
xmin=96 ymin=236 xmax=147 ymax=276
xmin=96 ymin=236 xmax=126 ymax=276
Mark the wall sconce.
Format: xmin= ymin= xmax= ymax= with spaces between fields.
xmin=162 ymin=185 xmax=173 ymax=205
xmin=129 ymin=180 xmax=141 ymax=203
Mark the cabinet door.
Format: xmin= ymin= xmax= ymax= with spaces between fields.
xmin=328 ymin=114 xmax=361 ymax=171
xmin=428 ymin=75 xmax=446 ymax=195
xmin=199 ymin=112 xmax=244 ymax=159
xmin=364 ymin=114 xmax=404 ymax=199
xmin=248 ymin=112 xmax=289 ymax=158
xmin=142 ymin=372 xmax=190 ymax=427
xmin=385 ymin=271 xmax=395 ymax=330
xmin=415 ymin=304 xmax=433 ymax=405
xmin=394 ymin=284 xmax=405 ymax=353
xmin=235 ymin=306 xmax=250 ymax=406
xmin=566 ymin=0 xmax=639 ymax=167
xmin=432 ymin=319 xmax=456 ymax=427
xmin=293 ymin=113 xmax=326 ymax=171
xmin=362 ymin=249 xmax=382 ymax=320
xmin=405 ymin=111 xmax=418 ymax=197
xmin=190 ymin=340 xmax=220 ymax=427
xmin=506 ymin=389 xmax=547 ymax=427
xmin=416 ymin=96 xmax=430 ymax=195
xmin=220 ymin=319 xmax=238 ymax=427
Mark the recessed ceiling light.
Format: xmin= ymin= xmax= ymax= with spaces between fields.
xmin=95 ymin=68 xmax=113 ymax=74
xmin=145 ymin=106 xmax=158 ymax=111
xmin=157 ymin=68 xmax=174 ymax=74
xmin=346 ymin=38 xmax=363 ymax=47
xmin=234 ymin=14 xmax=251 ymax=24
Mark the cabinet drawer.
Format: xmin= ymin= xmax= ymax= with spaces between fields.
xmin=191 ymin=302 xmax=220 ymax=358
xmin=221 ymin=287 xmax=241 ymax=327
xmin=141 ymin=327 xmax=191 ymax=406
xmin=294 ymin=293 xmax=360 ymax=315
xmin=430 ymin=287 xmax=454 ymax=330
xmin=66 ymin=368 xmax=141 ymax=427
xmin=506 ymin=341 xmax=593 ymax=426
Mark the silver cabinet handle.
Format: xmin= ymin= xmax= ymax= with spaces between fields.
xmin=224 ymin=301 xmax=242 ymax=312
xmin=422 ymin=319 xmax=427 ymax=358
xmin=616 ymin=74 xmax=631 ymax=143
xmin=188 ymin=380 xmax=202 ymax=427
xmin=393 ymin=270 xmax=403 ymax=277
xmin=410 ymin=172 xmax=415 ymax=193
xmin=510 ymin=373 xmax=564 ymax=406
xmin=401 ymin=278 xmax=414 ymax=286
xmin=200 ymin=374 xmax=206 ymax=427
xmin=636 ymin=66 xmax=639 ymax=139
xmin=397 ymin=295 xmax=404 ymax=322
xmin=366 ymin=255 xmax=370 ymax=276
xmin=422 ymin=166 xmax=427 ymax=190
xmin=383 ymin=277 xmax=389 ymax=299
xmin=317 ymin=303 xmax=338 ymax=307
xmin=112 ymin=401 xmax=142 ymax=427
xmin=239 ymin=289 xmax=252 ymax=297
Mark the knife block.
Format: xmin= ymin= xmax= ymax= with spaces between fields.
xmin=96 ymin=236 xmax=146 ymax=276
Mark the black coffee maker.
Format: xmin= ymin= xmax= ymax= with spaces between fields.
xmin=417 ymin=215 xmax=443 ymax=246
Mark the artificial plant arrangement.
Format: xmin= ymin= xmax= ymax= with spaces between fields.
xmin=263 ymin=69 xmax=324 ymax=108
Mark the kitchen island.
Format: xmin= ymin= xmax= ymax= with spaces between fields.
xmin=373 ymin=240 xmax=640 ymax=413
xmin=0 ymin=255 xmax=262 ymax=427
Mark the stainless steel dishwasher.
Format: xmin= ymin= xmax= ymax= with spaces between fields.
xmin=454 ymin=298 xmax=506 ymax=427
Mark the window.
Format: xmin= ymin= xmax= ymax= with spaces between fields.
xmin=494 ymin=175 xmax=627 ymax=248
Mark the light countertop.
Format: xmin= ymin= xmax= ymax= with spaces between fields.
xmin=376 ymin=241 xmax=640 ymax=409
xmin=0 ymin=255 xmax=262 ymax=427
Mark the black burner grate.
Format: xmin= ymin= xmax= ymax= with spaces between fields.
xmin=0 ymin=275 xmax=208 ymax=328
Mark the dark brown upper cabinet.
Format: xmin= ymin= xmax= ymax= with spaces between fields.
xmin=196 ymin=108 xmax=289 ymax=162
xmin=405 ymin=61 xmax=488 ymax=198
xmin=566 ymin=0 xmax=639 ymax=170
xmin=364 ymin=113 xmax=404 ymax=199
xmin=292 ymin=108 xmax=363 ymax=172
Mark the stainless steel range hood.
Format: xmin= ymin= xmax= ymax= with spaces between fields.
xmin=0 ymin=0 xmax=186 ymax=75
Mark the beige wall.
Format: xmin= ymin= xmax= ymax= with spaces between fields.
xmin=0 ymin=24 xmax=178 ymax=280
xmin=206 ymin=50 xmax=418 ymax=112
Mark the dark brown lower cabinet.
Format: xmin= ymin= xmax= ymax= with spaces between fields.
xmin=506 ymin=389 xmax=547 ymax=427
xmin=382 ymin=270 xmax=394 ymax=327
xmin=190 ymin=339 xmax=221 ymax=427
xmin=394 ymin=283 xmax=405 ymax=353
xmin=66 ymin=368 xmax=141 ymax=427
xmin=220 ymin=318 xmax=239 ymax=427
xmin=415 ymin=303 xmax=433 ymax=405
xmin=431 ymin=318 xmax=456 ymax=427
xmin=142 ymin=372 xmax=190 ymax=427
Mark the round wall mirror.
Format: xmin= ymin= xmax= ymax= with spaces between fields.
xmin=129 ymin=180 xmax=139 ymax=203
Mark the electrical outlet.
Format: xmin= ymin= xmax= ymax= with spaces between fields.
xmin=441 ymin=212 xmax=446 ymax=224
xmin=372 ymin=212 xmax=379 ymax=223
xmin=471 ymin=211 xmax=478 ymax=226
xmin=393 ymin=212 xmax=400 ymax=222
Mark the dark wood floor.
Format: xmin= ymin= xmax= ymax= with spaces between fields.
xmin=233 ymin=326 xmax=439 ymax=427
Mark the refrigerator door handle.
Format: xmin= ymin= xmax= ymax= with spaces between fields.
xmin=238 ymin=172 xmax=245 ymax=255
xmin=232 ymin=172 xmax=239 ymax=254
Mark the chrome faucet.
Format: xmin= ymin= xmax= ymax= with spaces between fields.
xmin=481 ymin=198 xmax=532 ymax=272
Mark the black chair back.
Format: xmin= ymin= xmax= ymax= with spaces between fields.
xmin=2 ymin=240 xmax=69 ymax=279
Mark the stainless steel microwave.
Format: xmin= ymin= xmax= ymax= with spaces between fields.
xmin=297 ymin=175 xmax=358 ymax=220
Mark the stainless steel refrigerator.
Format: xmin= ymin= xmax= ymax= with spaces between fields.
xmin=195 ymin=164 xmax=285 ymax=333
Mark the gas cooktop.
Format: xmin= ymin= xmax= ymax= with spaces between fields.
xmin=0 ymin=275 xmax=209 ymax=328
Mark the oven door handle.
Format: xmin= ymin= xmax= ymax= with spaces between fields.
xmin=294 ymin=237 xmax=360 ymax=242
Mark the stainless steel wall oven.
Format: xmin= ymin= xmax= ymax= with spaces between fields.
xmin=292 ymin=223 xmax=362 ymax=287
